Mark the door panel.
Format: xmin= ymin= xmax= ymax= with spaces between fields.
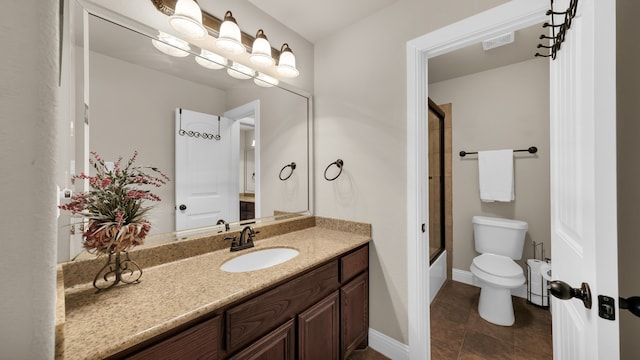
xmin=550 ymin=0 xmax=618 ymax=358
xmin=175 ymin=108 xmax=238 ymax=231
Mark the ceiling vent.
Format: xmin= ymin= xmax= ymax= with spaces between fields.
xmin=482 ymin=32 xmax=515 ymax=51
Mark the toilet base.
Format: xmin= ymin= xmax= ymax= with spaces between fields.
xmin=478 ymin=285 xmax=515 ymax=326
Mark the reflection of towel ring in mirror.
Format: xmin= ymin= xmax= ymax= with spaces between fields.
xmin=324 ymin=159 xmax=344 ymax=181
xmin=279 ymin=162 xmax=296 ymax=181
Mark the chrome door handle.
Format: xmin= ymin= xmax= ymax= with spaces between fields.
xmin=549 ymin=280 xmax=592 ymax=309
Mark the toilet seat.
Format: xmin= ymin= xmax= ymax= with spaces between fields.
xmin=471 ymin=253 xmax=524 ymax=288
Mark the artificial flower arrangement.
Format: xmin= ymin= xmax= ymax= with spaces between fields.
xmin=59 ymin=151 xmax=169 ymax=255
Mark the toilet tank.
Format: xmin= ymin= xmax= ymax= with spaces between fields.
xmin=473 ymin=216 xmax=528 ymax=259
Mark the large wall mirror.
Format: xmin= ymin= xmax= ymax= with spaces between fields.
xmin=59 ymin=0 xmax=312 ymax=260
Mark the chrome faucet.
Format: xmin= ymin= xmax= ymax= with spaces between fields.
xmin=226 ymin=225 xmax=258 ymax=252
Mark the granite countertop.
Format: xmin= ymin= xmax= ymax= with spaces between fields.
xmin=58 ymin=218 xmax=370 ymax=360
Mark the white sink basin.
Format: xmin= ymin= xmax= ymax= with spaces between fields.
xmin=220 ymin=248 xmax=299 ymax=273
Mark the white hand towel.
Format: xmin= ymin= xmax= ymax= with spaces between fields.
xmin=478 ymin=149 xmax=514 ymax=202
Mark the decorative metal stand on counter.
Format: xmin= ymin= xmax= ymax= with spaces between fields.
xmin=535 ymin=0 xmax=579 ymax=60
xmin=93 ymin=251 xmax=143 ymax=292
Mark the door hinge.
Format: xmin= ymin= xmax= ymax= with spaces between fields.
xmin=598 ymin=295 xmax=616 ymax=321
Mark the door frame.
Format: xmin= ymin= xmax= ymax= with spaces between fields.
xmin=406 ymin=1 xmax=548 ymax=358
xmin=225 ymin=100 xmax=261 ymax=219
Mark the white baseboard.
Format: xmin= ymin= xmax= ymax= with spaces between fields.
xmin=368 ymin=328 xmax=409 ymax=360
xmin=452 ymin=268 xmax=527 ymax=299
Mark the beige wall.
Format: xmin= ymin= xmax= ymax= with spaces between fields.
xmin=429 ymin=58 xmax=551 ymax=274
xmin=617 ymin=0 xmax=640 ymax=358
xmin=0 ymin=1 xmax=58 ymax=358
xmin=314 ymin=0 xmax=509 ymax=344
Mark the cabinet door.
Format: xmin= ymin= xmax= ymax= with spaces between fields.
xmin=228 ymin=319 xmax=295 ymax=360
xmin=125 ymin=316 xmax=220 ymax=360
xmin=298 ymin=291 xmax=340 ymax=360
xmin=341 ymin=272 xmax=369 ymax=359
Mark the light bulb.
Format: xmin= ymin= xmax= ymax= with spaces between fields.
xmin=276 ymin=43 xmax=299 ymax=78
xmin=227 ymin=62 xmax=253 ymax=80
xmin=250 ymin=29 xmax=274 ymax=67
xmin=216 ymin=11 xmax=245 ymax=55
xmin=195 ymin=49 xmax=226 ymax=69
xmin=168 ymin=0 xmax=206 ymax=39
xmin=152 ymin=32 xmax=190 ymax=57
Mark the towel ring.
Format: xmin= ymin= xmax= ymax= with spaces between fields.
xmin=279 ymin=162 xmax=296 ymax=181
xmin=324 ymin=159 xmax=344 ymax=181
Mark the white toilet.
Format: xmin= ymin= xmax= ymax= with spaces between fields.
xmin=470 ymin=216 xmax=528 ymax=326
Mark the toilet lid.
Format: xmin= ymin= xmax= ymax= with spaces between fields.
xmin=473 ymin=253 xmax=523 ymax=278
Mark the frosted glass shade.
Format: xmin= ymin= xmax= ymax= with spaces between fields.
xmin=250 ymin=30 xmax=274 ymax=67
xmin=216 ymin=11 xmax=245 ymax=55
xmin=276 ymin=44 xmax=299 ymax=78
xmin=168 ymin=0 xmax=206 ymax=39
xmin=152 ymin=32 xmax=190 ymax=57
xmin=254 ymin=72 xmax=279 ymax=87
xmin=195 ymin=49 xmax=226 ymax=69
xmin=227 ymin=62 xmax=253 ymax=79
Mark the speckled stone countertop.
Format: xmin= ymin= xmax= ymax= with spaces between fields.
xmin=57 ymin=216 xmax=370 ymax=360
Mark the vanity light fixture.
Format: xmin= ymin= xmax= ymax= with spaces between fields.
xmin=227 ymin=61 xmax=254 ymax=80
xmin=216 ymin=11 xmax=245 ymax=55
xmin=168 ymin=0 xmax=207 ymax=39
xmin=152 ymin=31 xmax=191 ymax=57
xmin=151 ymin=0 xmax=302 ymax=82
xmin=250 ymin=29 xmax=274 ymax=67
xmin=276 ymin=43 xmax=299 ymax=78
xmin=195 ymin=49 xmax=227 ymax=69
xmin=254 ymin=72 xmax=279 ymax=87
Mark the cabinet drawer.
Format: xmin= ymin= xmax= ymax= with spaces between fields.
xmin=226 ymin=260 xmax=340 ymax=352
xmin=340 ymin=245 xmax=369 ymax=283
xmin=126 ymin=316 xmax=220 ymax=360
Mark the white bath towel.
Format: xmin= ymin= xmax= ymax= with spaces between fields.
xmin=478 ymin=149 xmax=514 ymax=202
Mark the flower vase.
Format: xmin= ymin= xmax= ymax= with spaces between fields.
xmin=93 ymin=250 xmax=143 ymax=291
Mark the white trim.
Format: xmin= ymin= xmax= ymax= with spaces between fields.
xmin=369 ymin=328 xmax=410 ymax=360
xmin=452 ymin=269 xmax=528 ymax=299
xmin=225 ymin=101 xmax=261 ymax=219
xmin=406 ymin=1 xmax=548 ymax=358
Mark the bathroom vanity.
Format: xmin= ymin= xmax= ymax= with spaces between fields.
xmin=56 ymin=216 xmax=370 ymax=360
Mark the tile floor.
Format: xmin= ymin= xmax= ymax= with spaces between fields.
xmin=348 ymin=280 xmax=552 ymax=360
xmin=430 ymin=280 xmax=553 ymax=359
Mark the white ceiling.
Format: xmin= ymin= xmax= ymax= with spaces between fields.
xmin=245 ymin=0 xmax=545 ymax=82
xmin=247 ymin=0 xmax=400 ymax=43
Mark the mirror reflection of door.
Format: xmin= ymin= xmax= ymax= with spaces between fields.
xmin=175 ymin=108 xmax=239 ymax=231
xmin=245 ymin=148 xmax=255 ymax=193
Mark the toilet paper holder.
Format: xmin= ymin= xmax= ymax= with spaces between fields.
xmin=527 ymin=241 xmax=551 ymax=307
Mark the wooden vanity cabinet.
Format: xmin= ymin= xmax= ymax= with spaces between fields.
xmin=120 ymin=244 xmax=369 ymax=360
xmin=228 ymin=319 xmax=296 ymax=360
xmin=341 ymin=272 xmax=369 ymax=357
xmin=124 ymin=315 xmax=221 ymax=360
xmin=298 ymin=291 xmax=341 ymax=360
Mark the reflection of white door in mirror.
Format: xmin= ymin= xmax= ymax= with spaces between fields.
xmin=245 ymin=149 xmax=255 ymax=193
xmin=175 ymin=108 xmax=239 ymax=231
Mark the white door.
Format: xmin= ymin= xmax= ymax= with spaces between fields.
xmin=549 ymin=0 xmax=619 ymax=358
xmin=175 ymin=108 xmax=239 ymax=231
